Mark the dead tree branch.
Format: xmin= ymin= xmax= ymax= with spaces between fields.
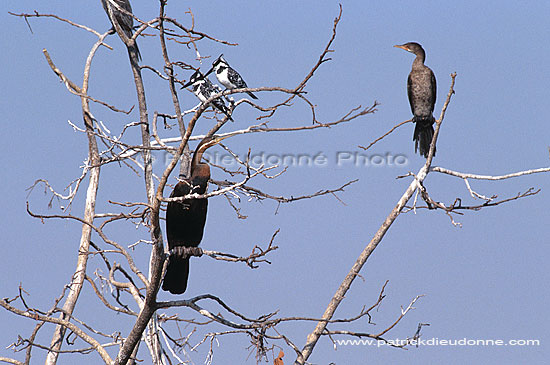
xmin=294 ymin=73 xmax=458 ymax=364
xmin=42 ymin=34 xmax=104 ymax=365
xmin=1 ymin=298 xmax=112 ymax=364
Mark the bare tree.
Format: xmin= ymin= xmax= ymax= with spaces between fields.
xmin=3 ymin=3 xmax=549 ymax=365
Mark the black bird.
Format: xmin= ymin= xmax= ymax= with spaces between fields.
xmin=209 ymin=54 xmax=258 ymax=99
xmin=162 ymin=135 xmax=229 ymax=294
xmin=182 ymin=70 xmax=233 ymax=121
xmin=395 ymin=42 xmax=437 ymax=158
xmin=101 ymin=0 xmax=141 ymax=60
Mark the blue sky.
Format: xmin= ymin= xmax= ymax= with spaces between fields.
xmin=2 ymin=1 xmax=549 ymax=364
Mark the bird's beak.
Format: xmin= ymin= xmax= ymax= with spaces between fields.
xmin=203 ymin=66 xmax=214 ymax=77
xmin=394 ymin=44 xmax=408 ymax=51
xmin=181 ymin=80 xmax=193 ymax=89
xmin=210 ymin=134 xmax=231 ymax=145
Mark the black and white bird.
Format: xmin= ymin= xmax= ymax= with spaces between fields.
xmin=182 ymin=70 xmax=233 ymax=121
xmin=209 ymin=54 xmax=258 ymax=99
xmin=101 ymin=0 xmax=141 ymax=60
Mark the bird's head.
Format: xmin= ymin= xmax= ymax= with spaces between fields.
xmin=212 ymin=54 xmax=228 ymax=68
xmin=196 ymin=134 xmax=231 ymax=154
xmin=191 ymin=134 xmax=232 ymax=171
xmin=182 ymin=70 xmax=205 ymax=89
xmin=394 ymin=42 xmax=424 ymax=55
xmin=204 ymin=54 xmax=227 ymax=77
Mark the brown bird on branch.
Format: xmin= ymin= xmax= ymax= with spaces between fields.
xmin=101 ymin=0 xmax=141 ymax=60
xmin=162 ymin=135 xmax=229 ymax=295
xmin=394 ymin=42 xmax=437 ymax=158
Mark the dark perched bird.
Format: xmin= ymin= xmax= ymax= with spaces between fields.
xmin=101 ymin=0 xmax=141 ymax=60
xmin=394 ymin=42 xmax=437 ymax=158
xmin=162 ymin=135 xmax=229 ymax=294
xmin=209 ymin=54 xmax=258 ymax=99
xmin=182 ymin=70 xmax=233 ymax=121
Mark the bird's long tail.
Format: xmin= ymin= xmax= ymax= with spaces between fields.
xmin=246 ymin=91 xmax=258 ymax=100
xmin=162 ymin=257 xmax=190 ymax=294
xmin=213 ymin=100 xmax=234 ymax=122
xmin=128 ymin=26 xmax=142 ymax=62
xmin=127 ymin=42 xmax=141 ymax=62
xmin=413 ymin=116 xmax=436 ymax=158
xmin=132 ymin=41 xmax=141 ymax=62
xmin=110 ymin=25 xmax=141 ymax=62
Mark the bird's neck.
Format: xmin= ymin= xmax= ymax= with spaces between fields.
xmin=190 ymin=164 xmax=210 ymax=192
xmin=412 ymin=51 xmax=426 ymax=68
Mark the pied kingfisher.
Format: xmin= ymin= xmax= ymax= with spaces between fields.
xmin=182 ymin=70 xmax=233 ymax=121
xmin=210 ymin=54 xmax=258 ymax=99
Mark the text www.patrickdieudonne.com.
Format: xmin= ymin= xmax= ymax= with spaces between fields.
xmin=335 ymin=337 xmax=541 ymax=348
